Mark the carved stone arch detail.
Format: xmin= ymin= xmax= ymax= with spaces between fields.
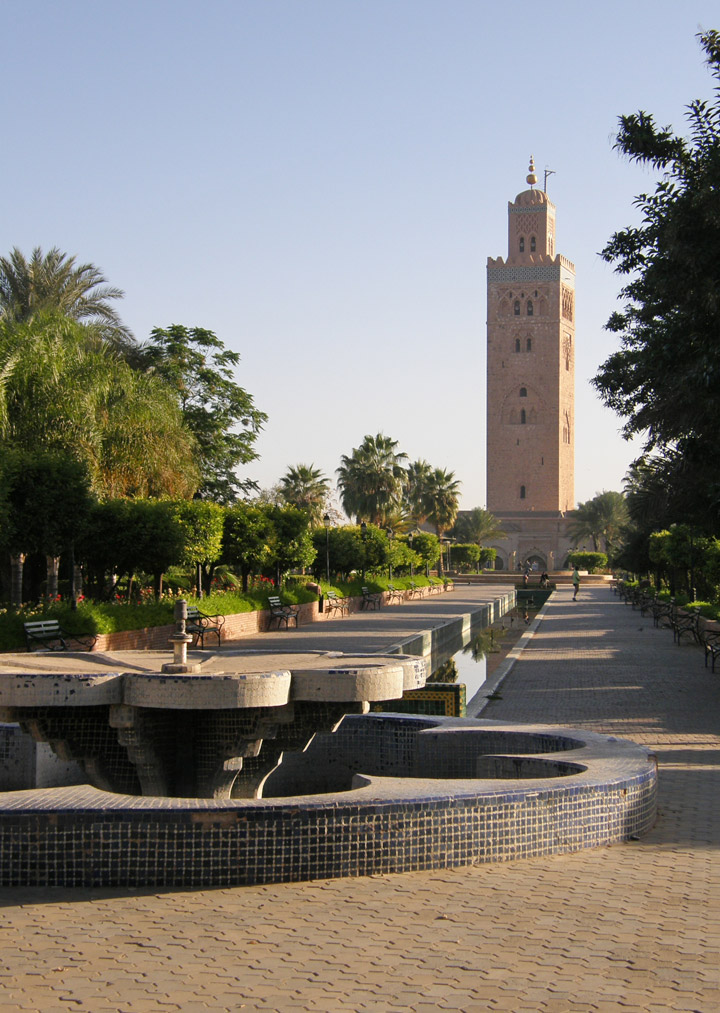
xmin=500 ymin=383 xmax=547 ymax=425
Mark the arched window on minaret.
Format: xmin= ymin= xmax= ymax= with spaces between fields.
xmin=519 ymin=387 xmax=527 ymax=397
xmin=526 ymin=338 xmax=532 ymax=352
xmin=515 ymin=338 xmax=520 ymax=352
xmin=519 ymin=237 xmax=525 ymax=253
xmin=520 ymin=409 xmax=527 ymax=424
xmin=530 ymin=235 xmax=536 ymax=252
xmin=520 ymin=485 xmax=526 ymax=499
xmin=514 ymin=300 xmax=521 ymax=316
xmin=527 ymin=300 xmax=534 ymax=316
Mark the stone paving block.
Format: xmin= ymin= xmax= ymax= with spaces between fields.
xmin=1 ymin=589 xmax=720 ymax=1013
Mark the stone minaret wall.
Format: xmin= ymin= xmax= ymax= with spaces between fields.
xmin=486 ymin=180 xmax=575 ymax=517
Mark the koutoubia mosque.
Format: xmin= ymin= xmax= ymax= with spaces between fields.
xmin=485 ymin=157 xmax=576 ymax=571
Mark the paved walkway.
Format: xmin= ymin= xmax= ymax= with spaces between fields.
xmin=1 ymin=585 xmax=719 ymax=1012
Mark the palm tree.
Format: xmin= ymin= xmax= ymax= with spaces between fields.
xmin=568 ymin=491 xmax=629 ymax=557
xmin=336 ymin=433 xmax=408 ymax=525
xmin=404 ymin=459 xmax=433 ymax=527
xmin=279 ymin=464 xmax=330 ymax=527
xmin=453 ymin=506 xmax=506 ymax=546
xmin=0 ymin=314 xmax=198 ymax=499
xmin=425 ymin=468 xmax=461 ymax=575
xmin=0 ymin=246 xmax=135 ymax=355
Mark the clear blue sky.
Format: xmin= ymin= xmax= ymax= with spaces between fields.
xmin=2 ymin=0 xmax=717 ymax=512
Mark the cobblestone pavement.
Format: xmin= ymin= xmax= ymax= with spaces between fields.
xmin=1 ymin=585 xmax=719 ymax=1013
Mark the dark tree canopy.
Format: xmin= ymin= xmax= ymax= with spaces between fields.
xmin=593 ymin=30 xmax=720 ymax=528
xmin=140 ymin=325 xmax=268 ymax=503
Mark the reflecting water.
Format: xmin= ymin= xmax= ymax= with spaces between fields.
xmin=429 ymin=608 xmax=532 ymax=703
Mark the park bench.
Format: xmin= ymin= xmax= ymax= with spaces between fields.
xmin=186 ymin=606 xmax=225 ymax=649
xmin=267 ymin=596 xmax=299 ymax=630
xmin=386 ymin=585 xmax=405 ymax=604
xmin=428 ymin=578 xmax=445 ymax=593
xmin=672 ymin=605 xmax=701 ymax=645
xmin=649 ymin=596 xmax=674 ymax=629
xmin=24 ymin=620 xmax=97 ymax=653
xmin=701 ymin=626 xmax=720 ymax=672
xmin=360 ymin=586 xmax=382 ymax=610
xmin=325 ymin=590 xmax=349 ymax=617
xmin=408 ymin=581 xmax=425 ymax=599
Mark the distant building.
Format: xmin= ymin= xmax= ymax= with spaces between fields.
xmin=485 ymin=158 xmax=576 ymax=571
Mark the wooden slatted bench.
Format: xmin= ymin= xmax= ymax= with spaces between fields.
xmin=325 ymin=591 xmax=349 ymax=617
xmin=267 ymin=596 xmax=299 ymax=629
xmin=360 ymin=587 xmax=382 ymax=610
xmin=386 ymin=585 xmax=405 ymax=604
xmin=186 ymin=606 xmax=225 ymax=648
xmin=24 ymin=620 xmax=97 ymax=653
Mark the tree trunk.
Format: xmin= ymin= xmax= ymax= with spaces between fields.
xmin=10 ymin=553 xmax=26 ymax=608
xmin=46 ymin=555 xmax=60 ymax=600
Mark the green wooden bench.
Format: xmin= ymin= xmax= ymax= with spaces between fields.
xmin=24 ymin=620 xmax=97 ymax=653
xmin=360 ymin=587 xmax=382 ymax=610
xmin=267 ymin=596 xmax=299 ymax=629
xmin=325 ymin=591 xmax=349 ymax=616
xmin=186 ymin=606 xmax=225 ymax=649
xmin=386 ymin=585 xmax=404 ymax=604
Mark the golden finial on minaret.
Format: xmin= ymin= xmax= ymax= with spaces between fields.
xmin=526 ymin=156 xmax=537 ymax=187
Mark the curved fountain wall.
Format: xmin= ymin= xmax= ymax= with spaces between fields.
xmin=0 ymin=713 xmax=657 ymax=887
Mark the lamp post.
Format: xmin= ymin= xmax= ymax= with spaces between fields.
xmin=386 ymin=527 xmax=394 ymax=580
xmin=408 ymin=531 xmax=414 ymax=578
xmin=360 ymin=521 xmax=367 ymax=582
xmin=323 ymin=513 xmax=331 ymax=585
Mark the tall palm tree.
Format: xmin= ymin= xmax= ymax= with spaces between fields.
xmin=425 ymin=468 xmax=461 ymax=574
xmin=0 ymin=246 xmax=135 ymax=355
xmin=568 ymin=490 xmax=629 ymax=556
xmin=453 ymin=506 xmax=506 ymax=546
xmin=0 ymin=314 xmax=198 ymax=499
xmin=279 ymin=464 xmax=330 ymax=527
xmin=404 ymin=459 xmax=433 ymax=527
xmin=336 ymin=433 xmax=408 ymax=525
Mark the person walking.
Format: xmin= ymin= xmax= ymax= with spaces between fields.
xmin=572 ymin=566 xmax=580 ymax=601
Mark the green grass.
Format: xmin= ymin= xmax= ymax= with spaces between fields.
xmin=0 ymin=575 xmax=452 ymax=653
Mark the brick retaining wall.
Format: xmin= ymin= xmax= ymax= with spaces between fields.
xmin=90 ymin=586 xmax=452 ymax=653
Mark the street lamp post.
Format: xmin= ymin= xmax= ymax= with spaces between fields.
xmin=323 ymin=513 xmax=331 ymax=585
xmin=360 ymin=521 xmax=367 ymax=582
xmin=408 ymin=531 xmax=414 ymax=578
xmin=386 ymin=527 xmax=394 ymax=580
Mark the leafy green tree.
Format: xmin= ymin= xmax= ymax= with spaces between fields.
xmin=409 ymin=531 xmax=441 ymax=576
xmin=222 ymin=503 xmax=275 ymax=592
xmin=337 ymin=433 xmax=408 ymax=525
xmin=279 ymin=464 xmax=330 ymax=527
xmin=593 ymin=30 xmax=720 ymax=529
xmin=266 ymin=505 xmax=316 ymax=585
xmin=479 ymin=547 xmax=497 ymax=570
xmin=567 ymin=551 xmax=608 ymax=574
xmin=450 ymin=543 xmax=482 ymax=573
xmin=140 ymin=325 xmax=268 ymax=503
xmin=0 ymin=246 xmax=134 ymax=355
xmin=311 ymin=526 xmax=362 ymax=581
xmin=0 ymin=450 xmax=94 ymax=605
xmin=81 ymin=499 xmax=185 ymax=599
xmin=170 ymin=500 xmax=225 ymax=597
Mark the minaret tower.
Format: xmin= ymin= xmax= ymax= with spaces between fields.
xmin=485 ymin=158 xmax=576 ymax=570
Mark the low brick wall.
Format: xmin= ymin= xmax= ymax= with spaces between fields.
xmin=90 ymin=585 xmax=453 ymax=653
